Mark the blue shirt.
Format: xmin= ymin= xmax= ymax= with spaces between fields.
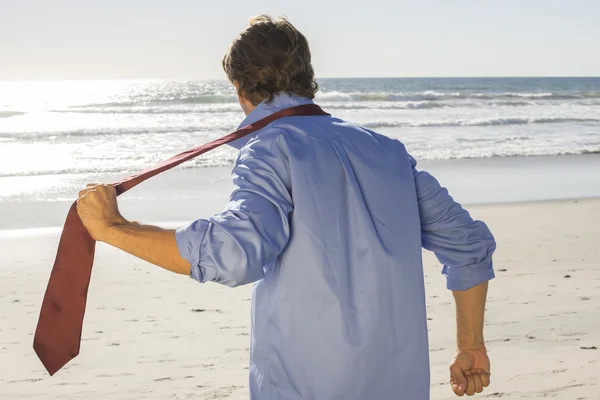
xmin=176 ymin=93 xmax=496 ymax=400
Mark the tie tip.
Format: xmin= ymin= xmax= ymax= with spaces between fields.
xmin=33 ymin=339 xmax=77 ymax=376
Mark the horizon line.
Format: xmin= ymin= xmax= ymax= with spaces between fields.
xmin=1 ymin=76 xmax=600 ymax=83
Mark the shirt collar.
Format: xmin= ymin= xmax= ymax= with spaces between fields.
xmin=228 ymin=93 xmax=315 ymax=149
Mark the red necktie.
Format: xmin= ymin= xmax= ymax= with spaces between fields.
xmin=33 ymin=104 xmax=329 ymax=376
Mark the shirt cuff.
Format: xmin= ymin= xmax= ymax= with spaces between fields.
xmin=442 ymin=258 xmax=495 ymax=291
xmin=175 ymin=219 xmax=210 ymax=282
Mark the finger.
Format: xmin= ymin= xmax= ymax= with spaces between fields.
xmin=472 ymin=373 xmax=483 ymax=393
xmin=451 ymin=383 xmax=465 ymax=397
xmin=95 ymin=183 xmax=116 ymax=195
xmin=480 ymin=371 xmax=491 ymax=387
xmin=477 ymin=365 xmax=491 ymax=376
xmin=450 ymin=378 xmax=465 ymax=397
xmin=450 ymin=363 xmax=467 ymax=396
xmin=465 ymin=374 xmax=475 ymax=396
xmin=78 ymin=188 xmax=94 ymax=198
xmin=86 ymin=183 xmax=100 ymax=187
xmin=77 ymin=188 xmax=96 ymax=201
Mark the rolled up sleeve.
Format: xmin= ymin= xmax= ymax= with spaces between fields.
xmin=412 ymin=157 xmax=496 ymax=291
xmin=175 ymin=219 xmax=210 ymax=282
xmin=175 ymin=139 xmax=293 ymax=287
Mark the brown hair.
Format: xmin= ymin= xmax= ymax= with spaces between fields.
xmin=222 ymin=15 xmax=319 ymax=106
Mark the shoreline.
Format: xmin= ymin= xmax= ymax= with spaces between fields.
xmin=1 ymin=196 xmax=599 ymax=239
xmin=1 ymin=152 xmax=599 ymax=179
xmin=2 ymin=153 xmax=600 ymax=231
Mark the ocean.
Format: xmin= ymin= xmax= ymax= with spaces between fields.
xmin=1 ymin=77 xmax=600 ymax=206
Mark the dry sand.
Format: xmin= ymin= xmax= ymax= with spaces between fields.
xmin=1 ymin=198 xmax=599 ymax=399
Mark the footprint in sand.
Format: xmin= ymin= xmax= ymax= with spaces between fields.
xmin=8 ymin=378 xmax=43 ymax=384
xmin=201 ymin=386 xmax=244 ymax=398
xmin=560 ymin=332 xmax=585 ymax=337
xmin=225 ymin=348 xmax=247 ymax=353
xmin=190 ymin=308 xmax=223 ymax=313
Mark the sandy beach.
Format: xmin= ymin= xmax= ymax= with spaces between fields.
xmin=1 ymin=196 xmax=599 ymax=399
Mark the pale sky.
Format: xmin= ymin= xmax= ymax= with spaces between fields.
xmin=1 ymin=0 xmax=599 ymax=80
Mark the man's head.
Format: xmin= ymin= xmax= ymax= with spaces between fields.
xmin=223 ymin=15 xmax=318 ymax=115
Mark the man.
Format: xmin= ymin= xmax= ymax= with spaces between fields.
xmin=77 ymin=15 xmax=495 ymax=399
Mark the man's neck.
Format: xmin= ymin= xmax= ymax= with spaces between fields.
xmin=242 ymin=102 xmax=256 ymax=116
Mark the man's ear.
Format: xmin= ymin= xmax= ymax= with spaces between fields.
xmin=233 ymin=80 xmax=255 ymax=116
xmin=233 ymin=80 xmax=247 ymax=103
xmin=233 ymin=80 xmax=243 ymax=98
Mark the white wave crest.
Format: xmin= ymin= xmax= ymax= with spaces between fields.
xmin=361 ymin=117 xmax=600 ymax=129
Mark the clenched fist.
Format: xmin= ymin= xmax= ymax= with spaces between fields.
xmin=76 ymin=184 xmax=125 ymax=241
xmin=450 ymin=344 xmax=491 ymax=396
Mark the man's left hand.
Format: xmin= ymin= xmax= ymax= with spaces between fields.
xmin=77 ymin=184 xmax=125 ymax=241
xmin=450 ymin=345 xmax=491 ymax=396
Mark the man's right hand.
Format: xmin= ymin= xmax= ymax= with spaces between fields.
xmin=449 ymin=344 xmax=491 ymax=396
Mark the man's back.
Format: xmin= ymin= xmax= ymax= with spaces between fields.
xmin=253 ymin=104 xmax=429 ymax=399
xmin=176 ymin=94 xmax=495 ymax=400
